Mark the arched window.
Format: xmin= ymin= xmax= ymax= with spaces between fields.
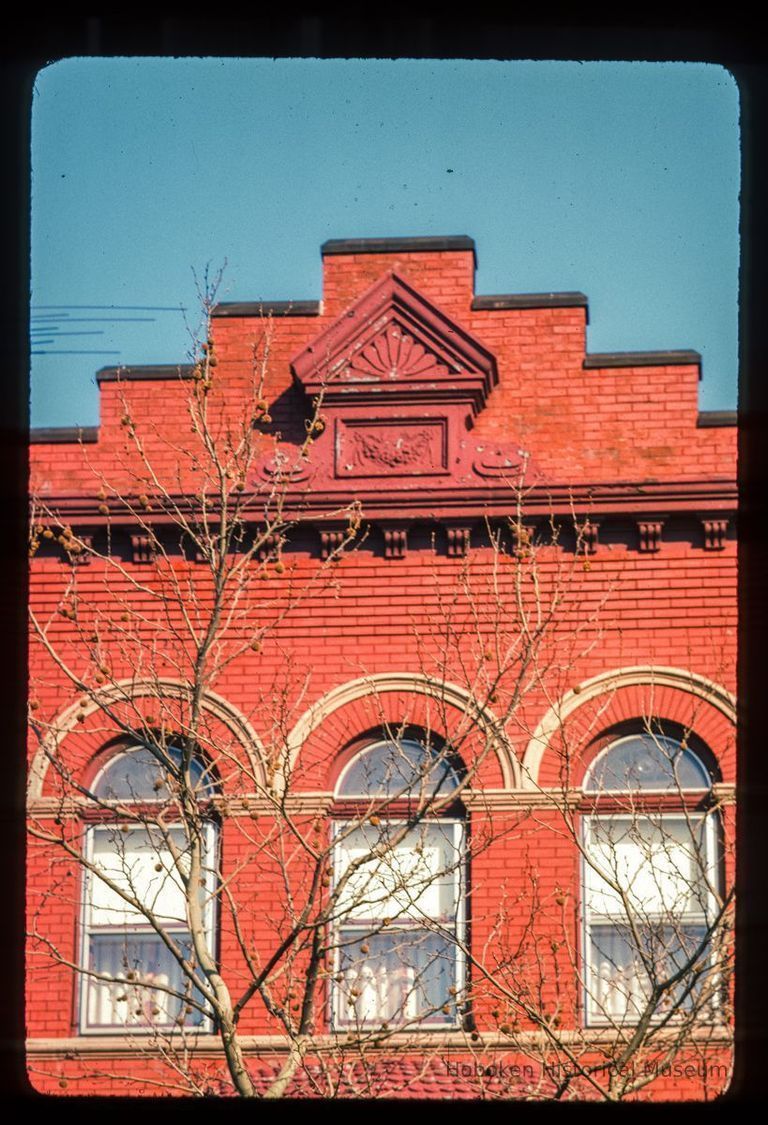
xmin=581 ymin=729 xmax=720 ymax=1026
xmin=331 ymin=735 xmax=465 ymax=1030
xmin=336 ymin=737 xmax=462 ymax=800
xmin=92 ymin=743 xmax=216 ymax=802
xmin=80 ymin=743 xmax=218 ymax=1034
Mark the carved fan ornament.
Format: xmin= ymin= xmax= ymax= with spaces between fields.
xmin=345 ymin=324 xmax=452 ymax=380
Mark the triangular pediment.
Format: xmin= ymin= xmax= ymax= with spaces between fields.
xmin=291 ymin=271 xmax=497 ymax=412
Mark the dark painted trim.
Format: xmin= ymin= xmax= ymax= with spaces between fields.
xmin=321 ymin=236 xmax=477 ymax=264
xmin=36 ymin=478 xmax=737 ymax=526
xmin=96 ymin=365 xmax=195 ymax=383
xmin=212 ymin=300 xmax=320 ymax=318
xmin=30 ymin=426 xmax=99 ymax=444
xmin=472 ymin=292 xmax=589 ymax=322
xmin=583 ymin=350 xmax=701 ymax=369
xmin=697 ymin=410 xmax=738 ymax=428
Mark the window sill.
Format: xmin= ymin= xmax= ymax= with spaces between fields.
xmin=27 ymin=1026 xmax=734 ymax=1057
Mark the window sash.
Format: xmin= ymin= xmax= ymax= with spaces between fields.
xmin=582 ymin=813 xmax=719 ymax=1026
xmin=79 ymin=822 xmax=217 ymax=1034
xmin=583 ymin=814 xmax=715 ymax=919
xmin=87 ymin=825 xmax=189 ymax=927
xmin=91 ymin=745 xmax=215 ymax=802
xmin=331 ymin=819 xmax=465 ymax=1030
xmin=583 ymin=735 xmax=711 ymax=794
xmin=333 ymin=820 xmax=463 ymax=923
xmin=83 ymin=930 xmax=210 ymax=1031
xmin=586 ymin=921 xmax=712 ymax=1023
xmin=335 ymin=925 xmax=460 ymax=1027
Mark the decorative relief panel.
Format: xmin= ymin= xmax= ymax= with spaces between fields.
xmin=335 ymin=419 xmax=448 ymax=478
xmin=260 ymin=457 xmax=312 ymax=484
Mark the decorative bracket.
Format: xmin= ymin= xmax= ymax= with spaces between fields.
xmin=383 ymin=527 xmax=408 ymax=560
xmin=510 ymin=521 xmax=537 ymax=558
xmin=320 ymin=529 xmax=347 ymax=560
xmin=446 ymin=526 xmax=471 ymax=558
xmin=702 ymin=518 xmax=728 ymax=551
xmin=637 ymin=520 xmax=663 ymax=553
xmin=578 ymin=520 xmax=600 ymax=556
xmin=130 ymin=534 xmax=156 ymax=564
xmin=71 ymin=533 xmax=93 ymax=565
xmin=257 ymin=532 xmax=282 ymax=564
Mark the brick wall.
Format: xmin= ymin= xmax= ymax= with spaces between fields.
xmin=27 ymin=239 xmax=736 ymax=1099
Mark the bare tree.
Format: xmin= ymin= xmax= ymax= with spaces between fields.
xmin=27 ymin=284 xmax=734 ymax=1100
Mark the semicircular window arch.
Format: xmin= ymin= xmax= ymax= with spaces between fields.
xmin=583 ymin=732 xmax=712 ymax=794
xmin=335 ymin=737 xmax=462 ymax=800
xmin=92 ymin=743 xmax=218 ymax=802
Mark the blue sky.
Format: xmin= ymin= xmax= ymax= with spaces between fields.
xmin=30 ymin=58 xmax=740 ymax=428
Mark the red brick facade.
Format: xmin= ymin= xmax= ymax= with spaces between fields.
xmin=27 ymin=237 xmax=736 ymax=1099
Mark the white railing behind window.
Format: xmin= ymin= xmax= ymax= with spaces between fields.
xmin=597 ymin=958 xmax=648 ymax=1020
xmin=343 ymin=960 xmax=418 ymax=1023
xmin=88 ymin=968 xmax=175 ymax=1027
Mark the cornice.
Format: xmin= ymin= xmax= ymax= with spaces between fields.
xmin=212 ymin=300 xmax=320 ymax=318
xmin=95 ymin=365 xmax=195 ymax=384
xmin=30 ymin=426 xmax=99 ymax=444
xmin=697 ymin=410 xmax=737 ymax=428
xmin=584 ymin=350 xmax=701 ymax=374
xmin=472 ymin=292 xmax=589 ymax=322
xmin=30 ymin=478 xmax=737 ymax=526
xmin=321 ymin=235 xmax=477 ymax=263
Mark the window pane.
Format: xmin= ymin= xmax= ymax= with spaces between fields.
xmin=336 ymin=928 xmax=457 ymax=1026
xmin=584 ymin=735 xmax=710 ymax=793
xmin=89 ymin=825 xmax=215 ymax=928
xmin=337 ymin=739 xmax=461 ymax=798
xmin=585 ymin=817 xmax=711 ymax=918
xmin=588 ymin=923 xmax=710 ymax=1022
xmin=90 ymin=826 xmax=189 ymax=926
xmin=85 ymin=932 xmax=207 ymax=1029
xmin=93 ymin=745 xmax=215 ymax=801
xmin=334 ymin=822 xmax=462 ymax=922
